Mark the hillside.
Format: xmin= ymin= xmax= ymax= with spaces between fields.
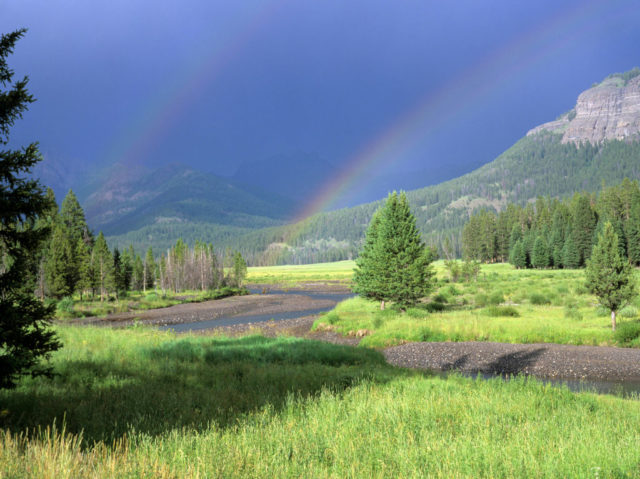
xmin=79 ymin=163 xmax=294 ymax=252
xmin=229 ymin=69 xmax=640 ymax=264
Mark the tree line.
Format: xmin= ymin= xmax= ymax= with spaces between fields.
xmin=38 ymin=189 xmax=248 ymax=301
xmin=461 ymin=178 xmax=640 ymax=269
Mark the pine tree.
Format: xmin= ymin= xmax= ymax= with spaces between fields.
xmin=562 ymin=234 xmax=581 ymax=269
xmin=44 ymin=224 xmax=76 ymax=298
xmin=232 ymin=251 xmax=247 ymax=287
xmin=75 ymin=237 xmax=93 ymax=300
xmin=92 ymin=232 xmax=114 ymax=301
xmin=352 ymin=211 xmax=387 ymax=307
xmin=119 ymin=247 xmax=133 ymax=294
xmin=627 ymin=201 xmax=640 ymax=265
xmin=59 ymin=189 xmax=91 ymax=245
xmin=0 ymin=30 xmax=60 ymax=388
xmin=113 ymin=248 xmax=123 ymax=298
xmin=531 ymin=236 xmax=550 ymax=269
xmin=144 ymin=247 xmax=155 ymax=291
xmin=571 ymin=194 xmax=597 ymax=266
xmin=132 ymin=254 xmax=144 ymax=291
xmin=509 ymin=240 xmax=527 ymax=269
xmin=585 ymin=222 xmax=636 ymax=331
xmin=354 ymin=192 xmax=435 ymax=310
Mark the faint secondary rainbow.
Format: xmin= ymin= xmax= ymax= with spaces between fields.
xmin=99 ymin=0 xmax=287 ymax=178
xmin=276 ymin=0 xmax=617 ymax=251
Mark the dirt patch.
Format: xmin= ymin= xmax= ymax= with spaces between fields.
xmin=66 ymin=293 xmax=337 ymax=328
xmin=383 ymin=341 xmax=640 ymax=382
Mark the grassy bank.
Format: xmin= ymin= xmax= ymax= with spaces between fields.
xmin=2 ymin=326 xmax=640 ymax=477
xmin=53 ymin=286 xmax=247 ymax=319
xmin=314 ymin=263 xmax=640 ymax=348
xmin=246 ymin=260 xmax=355 ymax=286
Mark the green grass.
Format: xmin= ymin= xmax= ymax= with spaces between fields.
xmin=54 ymin=286 xmax=247 ymax=319
xmin=2 ymin=326 xmax=640 ymax=477
xmin=246 ymin=260 xmax=355 ymax=286
xmin=315 ymin=263 xmax=640 ymax=348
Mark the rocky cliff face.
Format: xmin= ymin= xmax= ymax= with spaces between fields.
xmin=527 ymin=73 xmax=640 ymax=144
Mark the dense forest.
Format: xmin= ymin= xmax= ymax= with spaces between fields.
xmin=461 ymin=178 xmax=640 ymax=268
xmin=36 ymin=189 xmax=247 ymax=301
xmin=164 ymin=133 xmax=640 ymax=265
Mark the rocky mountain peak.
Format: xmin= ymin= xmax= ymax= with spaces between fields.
xmin=527 ymin=68 xmax=640 ymax=145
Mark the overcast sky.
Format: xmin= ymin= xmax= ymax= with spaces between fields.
xmin=2 ymin=0 xmax=640 ymax=206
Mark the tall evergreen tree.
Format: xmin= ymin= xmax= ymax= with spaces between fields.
xmin=509 ymin=240 xmax=527 ymax=269
xmin=0 ymin=29 xmax=60 ymax=388
xmin=44 ymin=223 xmax=75 ymax=298
xmin=354 ymin=192 xmax=435 ymax=310
xmin=571 ymin=194 xmax=597 ymax=266
xmin=585 ymin=222 xmax=636 ymax=331
xmin=75 ymin=237 xmax=93 ymax=300
xmin=144 ymin=247 xmax=155 ymax=291
xmin=562 ymin=234 xmax=581 ymax=269
xmin=59 ymin=189 xmax=91 ymax=245
xmin=232 ymin=251 xmax=247 ymax=287
xmin=627 ymin=201 xmax=640 ymax=265
xmin=352 ymin=211 xmax=386 ymax=308
xmin=132 ymin=254 xmax=144 ymax=291
xmin=113 ymin=248 xmax=123 ymax=298
xmin=531 ymin=236 xmax=550 ymax=269
xmin=92 ymin=232 xmax=114 ymax=301
xmin=120 ymin=246 xmax=133 ymax=293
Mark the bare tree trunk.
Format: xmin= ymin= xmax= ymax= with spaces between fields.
xmin=380 ymin=300 xmax=385 ymax=311
xmin=611 ymin=310 xmax=617 ymax=331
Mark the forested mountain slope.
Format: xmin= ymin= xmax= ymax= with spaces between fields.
xmin=82 ymin=163 xmax=294 ymax=252
xmin=106 ymin=69 xmax=640 ymax=263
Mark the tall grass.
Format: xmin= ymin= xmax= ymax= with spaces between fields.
xmin=1 ymin=326 xmax=640 ymax=477
xmin=315 ymin=264 xmax=640 ymax=348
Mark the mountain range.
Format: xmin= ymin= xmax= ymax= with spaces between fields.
xmin=35 ymin=68 xmax=640 ymax=261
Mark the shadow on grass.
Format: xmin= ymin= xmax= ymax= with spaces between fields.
xmin=0 ymin=335 xmax=410 ymax=446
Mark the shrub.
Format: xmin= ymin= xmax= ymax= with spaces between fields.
xmin=483 ymin=306 xmax=520 ymax=317
xmin=443 ymin=285 xmax=460 ymax=297
xmin=614 ymin=321 xmax=640 ymax=345
xmin=324 ymin=312 xmax=340 ymax=325
xmin=529 ymin=293 xmax=551 ymax=305
xmin=564 ymin=305 xmax=583 ymax=321
xmin=573 ymin=284 xmax=589 ymax=295
xmin=474 ymin=293 xmax=488 ymax=307
xmin=619 ymin=306 xmax=638 ymax=318
xmin=56 ymin=296 xmax=74 ymax=314
xmin=432 ymin=292 xmax=449 ymax=304
xmin=488 ymin=292 xmax=504 ymax=305
xmin=417 ymin=326 xmax=448 ymax=342
xmin=425 ymin=301 xmax=446 ymax=313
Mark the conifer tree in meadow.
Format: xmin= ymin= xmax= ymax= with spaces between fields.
xmin=352 ymin=210 xmax=387 ymax=308
xmin=562 ymin=234 xmax=581 ymax=269
xmin=0 ymin=29 xmax=60 ymax=388
xmin=232 ymin=251 xmax=247 ymax=287
xmin=585 ymin=222 xmax=636 ymax=331
xmin=353 ymin=192 xmax=435 ymax=310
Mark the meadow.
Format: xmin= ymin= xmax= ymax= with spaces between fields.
xmin=251 ymin=260 xmax=640 ymax=348
xmin=2 ymin=326 xmax=640 ymax=478
xmin=246 ymin=260 xmax=354 ymax=286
